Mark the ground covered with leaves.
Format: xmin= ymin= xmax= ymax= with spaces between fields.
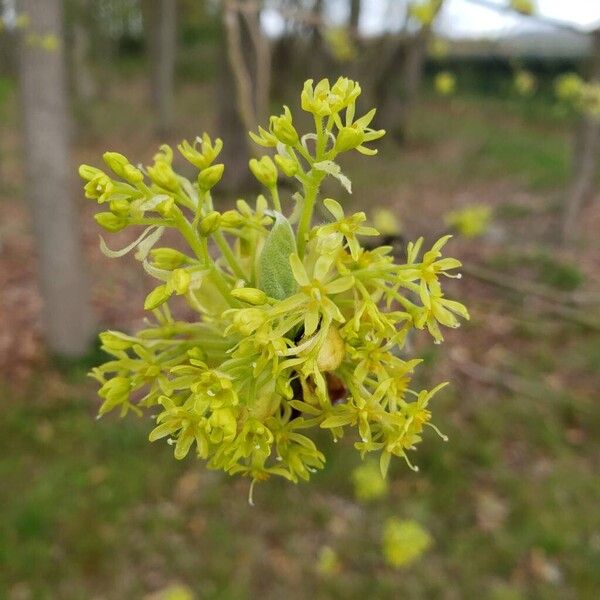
xmin=0 ymin=76 xmax=599 ymax=599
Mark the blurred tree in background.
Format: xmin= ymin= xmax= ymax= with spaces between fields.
xmin=0 ymin=1 xmax=599 ymax=598
xmin=17 ymin=0 xmax=94 ymax=356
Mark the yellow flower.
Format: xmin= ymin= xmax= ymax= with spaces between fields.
xmin=178 ymin=133 xmax=223 ymax=169
xmin=435 ymin=71 xmax=456 ymax=96
xmin=352 ymin=459 xmax=389 ymax=502
xmin=319 ymin=199 xmax=379 ymax=260
xmin=445 ymin=204 xmax=492 ymax=238
xmin=555 ymin=73 xmax=584 ymax=103
xmin=382 ymin=518 xmax=432 ymax=568
xmin=514 ymin=70 xmax=537 ymax=97
xmin=276 ymin=253 xmax=354 ymax=336
xmin=510 ymin=0 xmax=535 ymax=15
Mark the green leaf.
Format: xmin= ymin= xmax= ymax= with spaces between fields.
xmin=313 ymin=160 xmax=352 ymax=194
xmin=257 ymin=212 xmax=298 ymax=300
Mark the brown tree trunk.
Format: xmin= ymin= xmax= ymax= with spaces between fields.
xmin=71 ymin=0 xmax=96 ymax=105
xmin=349 ymin=0 xmax=361 ymax=30
xmin=142 ymin=0 xmax=177 ymax=135
xmin=563 ymin=28 xmax=600 ymax=245
xmin=0 ymin=0 xmax=18 ymax=77
xmin=18 ymin=0 xmax=94 ymax=356
xmin=217 ymin=34 xmax=252 ymax=192
xmin=376 ymin=26 xmax=429 ymax=143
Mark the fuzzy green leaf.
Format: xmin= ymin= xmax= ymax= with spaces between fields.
xmin=257 ymin=212 xmax=298 ymax=300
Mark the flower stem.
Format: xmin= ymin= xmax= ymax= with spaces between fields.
xmin=213 ymin=231 xmax=247 ymax=280
xmin=296 ymin=175 xmax=320 ymax=259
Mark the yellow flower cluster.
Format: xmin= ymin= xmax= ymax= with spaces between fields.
xmin=80 ymin=77 xmax=468 ymax=492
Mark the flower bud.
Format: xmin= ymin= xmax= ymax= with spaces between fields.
xmin=208 ymin=408 xmax=237 ymax=444
xmin=144 ymin=284 xmax=172 ymax=310
xmin=231 ymin=287 xmax=268 ymax=305
xmin=150 ymin=247 xmax=188 ymax=270
xmin=434 ymin=72 xmax=456 ymax=97
xmin=79 ymin=164 xmax=104 ymax=182
xmin=148 ymin=161 xmax=180 ymax=192
xmin=274 ymin=154 xmax=298 ymax=177
xmin=249 ymin=156 xmax=278 ymax=188
xmin=198 ymin=163 xmax=224 ymax=191
xmin=269 ymin=106 xmax=299 ymax=145
xmin=100 ymin=331 xmax=133 ymax=352
xmin=335 ymin=126 xmax=365 ymax=152
xmin=199 ymin=211 xmax=221 ymax=236
xmin=317 ymin=327 xmax=345 ymax=372
xmin=170 ymin=268 xmax=191 ymax=295
xmin=232 ymin=308 xmax=266 ymax=336
xmin=220 ymin=210 xmax=245 ymax=228
xmin=109 ymin=198 xmax=130 ymax=217
xmin=249 ymin=126 xmax=278 ymax=148
xmin=95 ymin=212 xmax=128 ymax=232
xmin=155 ymin=196 xmax=175 ymax=218
xmin=99 ymin=376 xmax=130 ymax=403
xmin=154 ymin=144 xmax=173 ymax=165
xmin=103 ymin=152 xmax=130 ymax=178
xmin=122 ymin=163 xmax=144 ymax=184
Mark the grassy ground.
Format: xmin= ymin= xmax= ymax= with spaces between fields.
xmin=0 ymin=73 xmax=599 ymax=599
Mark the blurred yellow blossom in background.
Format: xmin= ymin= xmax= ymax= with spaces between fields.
xmin=351 ymin=459 xmax=389 ymax=502
xmin=382 ymin=518 xmax=432 ymax=568
xmin=445 ymin=204 xmax=492 ymax=238
xmin=435 ymin=71 xmax=456 ymax=96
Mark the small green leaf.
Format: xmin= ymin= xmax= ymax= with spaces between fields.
xmin=313 ymin=160 xmax=352 ymax=194
xmin=257 ymin=212 xmax=298 ymax=300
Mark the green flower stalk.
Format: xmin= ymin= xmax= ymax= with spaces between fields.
xmin=80 ymin=77 xmax=469 ymax=495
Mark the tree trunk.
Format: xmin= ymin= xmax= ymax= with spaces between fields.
xmin=142 ymin=0 xmax=177 ymax=135
xmin=71 ymin=0 xmax=96 ymax=105
xmin=376 ymin=27 xmax=429 ymax=143
xmin=218 ymin=7 xmax=253 ymax=192
xmin=0 ymin=0 xmax=18 ymax=77
xmin=18 ymin=0 xmax=94 ymax=356
xmin=349 ymin=0 xmax=361 ymax=30
xmin=563 ymin=28 xmax=600 ymax=245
